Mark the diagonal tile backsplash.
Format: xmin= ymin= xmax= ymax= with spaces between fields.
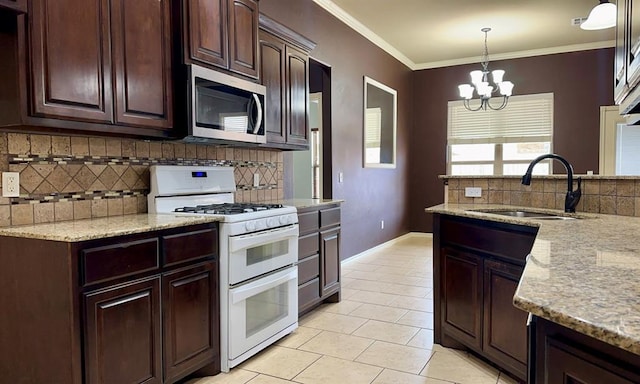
xmin=0 ymin=132 xmax=284 ymax=227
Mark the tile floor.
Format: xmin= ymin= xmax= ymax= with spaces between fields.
xmin=187 ymin=235 xmax=519 ymax=384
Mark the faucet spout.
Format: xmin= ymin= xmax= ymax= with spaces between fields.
xmin=521 ymin=154 xmax=581 ymax=213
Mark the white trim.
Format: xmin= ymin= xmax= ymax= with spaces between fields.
xmin=341 ymin=232 xmax=433 ymax=266
xmin=312 ymin=0 xmax=415 ymax=70
xmin=311 ymin=0 xmax=615 ymax=71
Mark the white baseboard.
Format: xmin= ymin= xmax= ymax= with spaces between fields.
xmin=342 ymin=232 xmax=433 ymax=265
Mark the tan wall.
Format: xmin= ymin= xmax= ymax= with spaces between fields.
xmin=446 ymin=177 xmax=640 ymax=217
xmin=0 ymin=132 xmax=283 ymax=227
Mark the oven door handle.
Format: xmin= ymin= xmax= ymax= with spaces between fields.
xmin=229 ymin=224 xmax=299 ymax=252
xmin=230 ymin=267 xmax=297 ymax=304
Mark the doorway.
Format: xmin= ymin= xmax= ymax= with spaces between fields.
xmin=288 ymin=58 xmax=332 ymax=199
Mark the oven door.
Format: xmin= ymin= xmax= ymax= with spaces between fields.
xmin=228 ymin=224 xmax=299 ymax=285
xmin=228 ymin=266 xmax=298 ymax=360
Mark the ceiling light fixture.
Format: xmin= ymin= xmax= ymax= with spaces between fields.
xmin=458 ymin=27 xmax=513 ymax=111
xmin=580 ymin=0 xmax=616 ymax=30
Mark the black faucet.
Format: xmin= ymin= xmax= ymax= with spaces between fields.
xmin=521 ymin=154 xmax=582 ymax=213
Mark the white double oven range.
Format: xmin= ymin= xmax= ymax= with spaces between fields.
xmin=148 ymin=165 xmax=299 ymax=372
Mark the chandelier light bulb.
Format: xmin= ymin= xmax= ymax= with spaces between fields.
xmin=491 ymin=69 xmax=505 ymax=84
xmin=470 ymin=70 xmax=484 ymax=85
xmin=499 ymin=81 xmax=514 ymax=96
xmin=458 ymin=84 xmax=474 ymax=99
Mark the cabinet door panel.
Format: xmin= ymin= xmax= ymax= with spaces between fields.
xmin=628 ymin=0 xmax=640 ymax=88
xmin=163 ymin=262 xmax=218 ymax=382
xmin=441 ymin=247 xmax=482 ymax=350
xmin=616 ymin=0 xmax=629 ymax=103
xmin=111 ymin=0 xmax=173 ymax=129
xmin=260 ymin=32 xmax=286 ymax=144
xmin=187 ymin=0 xmax=228 ymax=68
xmin=228 ymin=0 xmax=259 ymax=78
xmin=84 ymin=277 xmax=162 ymax=384
xmin=320 ymin=227 xmax=340 ymax=296
xmin=286 ymin=45 xmax=309 ymax=146
xmin=483 ymin=260 xmax=527 ymax=379
xmin=30 ymin=0 xmax=112 ymax=123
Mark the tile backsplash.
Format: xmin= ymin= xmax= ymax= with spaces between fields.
xmin=444 ymin=176 xmax=640 ymax=217
xmin=0 ymin=132 xmax=283 ymax=227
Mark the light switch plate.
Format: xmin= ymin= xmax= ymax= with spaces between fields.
xmin=465 ymin=187 xmax=482 ymax=198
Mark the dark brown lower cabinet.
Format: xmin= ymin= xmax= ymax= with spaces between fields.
xmin=0 ymin=222 xmax=219 ymax=384
xmin=162 ymin=262 xmax=219 ymax=383
xmin=531 ymin=316 xmax=640 ymax=383
xmin=297 ymin=204 xmax=341 ymax=315
xmin=84 ymin=277 xmax=163 ymax=384
xmin=434 ymin=213 xmax=538 ymax=382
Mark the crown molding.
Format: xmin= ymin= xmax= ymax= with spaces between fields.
xmin=413 ymin=40 xmax=616 ymax=70
xmin=312 ymin=0 xmax=416 ymax=69
xmin=312 ymin=0 xmax=615 ymax=72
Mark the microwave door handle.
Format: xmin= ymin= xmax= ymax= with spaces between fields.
xmin=252 ymin=94 xmax=263 ymax=134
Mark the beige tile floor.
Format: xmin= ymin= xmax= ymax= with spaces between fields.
xmin=187 ymin=235 xmax=519 ymax=384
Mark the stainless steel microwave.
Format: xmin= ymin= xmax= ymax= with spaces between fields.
xmin=185 ymin=65 xmax=266 ymax=145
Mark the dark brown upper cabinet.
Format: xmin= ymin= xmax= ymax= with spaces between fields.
xmin=0 ymin=0 xmax=174 ymax=138
xmin=31 ymin=0 xmax=173 ymax=130
xmin=259 ymin=14 xmax=315 ymax=150
xmin=181 ymin=0 xmax=259 ymax=80
xmin=0 ymin=0 xmax=26 ymax=13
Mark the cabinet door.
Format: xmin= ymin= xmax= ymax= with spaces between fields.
xmin=628 ymin=0 xmax=640 ymax=88
xmin=483 ymin=259 xmax=527 ymax=380
xmin=285 ymin=45 xmax=310 ymax=147
xmin=0 ymin=0 xmax=26 ymax=13
xmin=84 ymin=277 xmax=162 ymax=384
xmin=228 ymin=0 xmax=259 ymax=79
xmin=441 ymin=247 xmax=483 ymax=350
xmin=260 ymin=31 xmax=287 ymax=144
xmin=163 ymin=262 xmax=219 ymax=382
xmin=110 ymin=0 xmax=173 ymax=129
xmin=320 ymin=227 xmax=340 ymax=296
xmin=186 ymin=0 xmax=228 ymax=69
xmin=30 ymin=0 xmax=113 ymax=123
xmin=616 ymin=0 xmax=629 ymax=103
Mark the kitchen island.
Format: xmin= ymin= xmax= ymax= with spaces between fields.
xmin=426 ymin=204 xmax=640 ymax=383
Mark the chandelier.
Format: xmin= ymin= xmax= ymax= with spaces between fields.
xmin=458 ymin=27 xmax=514 ymax=111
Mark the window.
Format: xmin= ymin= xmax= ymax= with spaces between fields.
xmin=616 ymin=124 xmax=640 ymax=175
xmin=447 ymin=93 xmax=554 ymax=176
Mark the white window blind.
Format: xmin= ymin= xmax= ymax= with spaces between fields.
xmin=448 ymin=93 xmax=554 ymax=144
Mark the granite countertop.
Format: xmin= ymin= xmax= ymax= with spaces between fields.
xmin=268 ymin=198 xmax=344 ymax=209
xmin=426 ymin=203 xmax=640 ymax=356
xmin=0 ymin=214 xmax=222 ymax=242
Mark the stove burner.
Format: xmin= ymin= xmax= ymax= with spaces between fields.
xmin=174 ymin=203 xmax=285 ymax=215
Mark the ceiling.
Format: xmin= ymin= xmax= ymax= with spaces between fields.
xmin=313 ymin=0 xmax=616 ymax=70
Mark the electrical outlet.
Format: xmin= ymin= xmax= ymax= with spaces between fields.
xmin=380 ymin=220 xmax=384 ymax=229
xmin=465 ymin=187 xmax=482 ymax=198
xmin=2 ymin=172 xmax=20 ymax=197
xmin=253 ymin=173 xmax=260 ymax=187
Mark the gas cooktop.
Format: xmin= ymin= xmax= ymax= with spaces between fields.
xmin=174 ymin=203 xmax=285 ymax=215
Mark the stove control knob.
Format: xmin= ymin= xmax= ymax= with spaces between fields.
xmin=279 ymin=216 xmax=289 ymax=225
xmin=245 ymin=221 xmax=256 ymax=232
xmin=267 ymin=218 xmax=278 ymax=228
xmin=256 ymin=220 xmax=266 ymax=230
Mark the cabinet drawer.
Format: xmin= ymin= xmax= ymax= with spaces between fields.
xmin=298 ymin=210 xmax=319 ymax=234
xmin=298 ymin=277 xmax=320 ymax=312
xmin=298 ymin=254 xmax=319 ymax=284
xmin=82 ymin=238 xmax=159 ymax=286
xmin=320 ymin=207 xmax=340 ymax=229
xmin=298 ymin=232 xmax=319 ymax=259
xmin=440 ymin=216 xmax=536 ymax=264
xmin=162 ymin=228 xmax=217 ymax=267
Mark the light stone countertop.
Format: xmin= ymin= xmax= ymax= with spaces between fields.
xmin=426 ymin=203 xmax=640 ymax=356
xmin=0 ymin=214 xmax=222 ymax=242
xmin=267 ymin=198 xmax=344 ymax=209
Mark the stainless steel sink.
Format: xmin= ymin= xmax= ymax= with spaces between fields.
xmin=473 ymin=210 xmax=577 ymax=220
